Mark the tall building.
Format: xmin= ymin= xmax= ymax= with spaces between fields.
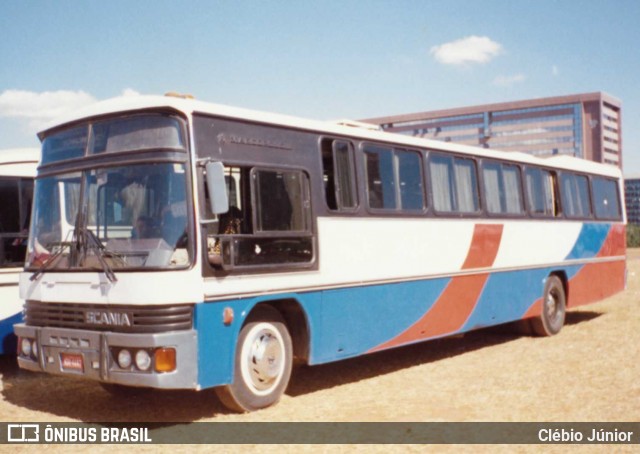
xmin=626 ymin=176 xmax=640 ymax=225
xmin=362 ymin=92 xmax=622 ymax=167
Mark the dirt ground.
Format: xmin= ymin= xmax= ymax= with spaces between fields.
xmin=2 ymin=250 xmax=639 ymax=453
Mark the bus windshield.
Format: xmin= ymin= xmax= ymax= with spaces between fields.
xmin=27 ymin=162 xmax=191 ymax=272
xmin=41 ymin=114 xmax=186 ymax=165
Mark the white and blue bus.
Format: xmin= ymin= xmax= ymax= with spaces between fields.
xmin=0 ymin=148 xmax=38 ymax=354
xmin=15 ymin=95 xmax=626 ymax=411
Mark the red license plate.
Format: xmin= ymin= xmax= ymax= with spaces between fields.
xmin=60 ymin=353 xmax=84 ymax=371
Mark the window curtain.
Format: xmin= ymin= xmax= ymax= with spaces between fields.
xmin=430 ymin=157 xmax=453 ymax=211
xmin=483 ymin=165 xmax=501 ymax=213
xmin=562 ymin=176 xmax=577 ymax=216
xmin=575 ymin=176 xmax=590 ymax=216
xmin=454 ymin=159 xmax=477 ymax=212
xmin=334 ymin=144 xmax=355 ymax=209
xmin=541 ymin=172 xmax=554 ymax=215
xmin=503 ymin=166 xmax=523 ymax=214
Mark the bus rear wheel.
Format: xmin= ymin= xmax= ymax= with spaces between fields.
xmin=531 ymin=275 xmax=566 ymax=336
xmin=215 ymin=306 xmax=293 ymax=412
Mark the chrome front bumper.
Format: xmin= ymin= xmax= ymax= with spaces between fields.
xmin=14 ymin=324 xmax=198 ymax=389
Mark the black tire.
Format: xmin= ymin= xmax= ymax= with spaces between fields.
xmin=531 ymin=275 xmax=566 ymax=336
xmin=215 ymin=306 xmax=293 ymax=412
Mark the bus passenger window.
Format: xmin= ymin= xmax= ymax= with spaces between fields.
xmin=205 ymin=166 xmax=247 ymax=261
xmin=207 ymin=166 xmax=313 ymax=269
xmin=592 ymin=177 xmax=621 ymax=220
xmin=365 ymin=146 xmax=395 ymax=209
xmin=429 ymin=154 xmax=479 ymax=214
xmin=0 ymin=178 xmax=34 ymax=267
xmin=430 ymin=155 xmax=454 ymax=212
xmin=364 ymin=145 xmax=424 ymax=212
xmin=525 ymin=168 xmax=557 ymax=217
xmin=321 ymin=139 xmax=357 ymax=211
xmin=254 ymin=169 xmax=308 ymax=232
xmin=397 ymin=150 xmax=424 ymax=210
xmin=559 ymin=173 xmax=591 ymax=218
xmin=482 ymin=162 xmax=524 ymax=215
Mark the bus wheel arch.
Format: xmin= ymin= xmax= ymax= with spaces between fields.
xmin=264 ymin=298 xmax=311 ymax=365
xmin=215 ymin=304 xmax=294 ymax=412
xmin=531 ymin=272 xmax=567 ymax=336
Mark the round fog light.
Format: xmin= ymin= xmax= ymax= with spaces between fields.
xmin=21 ymin=338 xmax=32 ymax=357
xmin=135 ymin=350 xmax=151 ymax=371
xmin=117 ymin=349 xmax=132 ymax=369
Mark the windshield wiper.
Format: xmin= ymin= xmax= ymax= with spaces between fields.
xmin=67 ymin=206 xmax=119 ymax=283
xmin=29 ymin=228 xmax=121 ymax=283
xmin=29 ymin=242 xmax=72 ymax=281
xmin=68 ymin=213 xmax=118 ymax=283
xmin=81 ymin=227 xmax=120 ymax=283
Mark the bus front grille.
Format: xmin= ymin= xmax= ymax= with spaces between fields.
xmin=24 ymin=301 xmax=194 ymax=333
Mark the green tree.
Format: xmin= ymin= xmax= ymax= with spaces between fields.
xmin=627 ymin=224 xmax=640 ymax=248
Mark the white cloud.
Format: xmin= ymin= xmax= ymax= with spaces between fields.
xmin=430 ymin=36 xmax=503 ymax=65
xmin=493 ymin=74 xmax=526 ymax=87
xmin=0 ymin=89 xmax=96 ymax=121
xmin=119 ymin=88 xmax=141 ymax=97
xmin=552 ymin=65 xmax=559 ymax=76
xmin=0 ymin=88 xmax=141 ymax=134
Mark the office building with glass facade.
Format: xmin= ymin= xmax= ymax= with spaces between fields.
xmin=626 ymin=176 xmax=640 ymax=225
xmin=363 ymin=92 xmax=622 ymax=168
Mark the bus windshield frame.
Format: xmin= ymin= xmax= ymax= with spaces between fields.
xmin=27 ymin=112 xmax=195 ymax=274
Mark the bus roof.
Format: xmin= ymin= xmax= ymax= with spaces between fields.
xmin=0 ymin=148 xmax=40 ymax=177
xmin=40 ymin=95 xmax=622 ymax=179
xmin=0 ymin=148 xmax=40 ymax=164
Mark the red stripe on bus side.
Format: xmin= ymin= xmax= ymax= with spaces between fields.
xmin=369 ymin=224 xmax=504 ymax=352
xmin=567 ymin=225 xmax=626 ymax=308
xmin=462 ymin=224 xmax=504 ymax=269
xmin=567 ymin=259 xmax=626 ymax=308
xmin=597 ymin=224 xmax=626 ymax=258
xmin=523 ymin=297 xmax=543 ymax=319
xmin=522 ymin=223 xmax=626 ymax=316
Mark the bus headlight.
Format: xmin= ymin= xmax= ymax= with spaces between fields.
xmin=135 ymin=350 xmax=151 ymax=371
xmin=20 ymin=338 xmax=32 ymax=357
xmin=32 ymin=341 xmax=39 ymax=358
xmin=117 ymin=349 xmax=132 ymax=369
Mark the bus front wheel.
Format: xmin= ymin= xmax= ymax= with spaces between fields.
xmin=531 ymin=275 xmax=566 ymax=336
xmin=215 ymin=306 xmax=293 ymax=412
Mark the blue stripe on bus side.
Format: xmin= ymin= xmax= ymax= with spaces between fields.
xmin=461 ymin=265 xmax=582 ymax=332
xmin=457 ymin=222 xmax=619 ymax=330
xmin=194 ymin=223 xmax=617 ymax=388
xmin=195 ymin=293 xmax=325 ymax=389
xmin=193 ymin=279 xmax=451 ymax=386
xmin=461 ymin=268 xmax=548 ymax=331
xmin=1 ymin=312 xmax=23 ymax=355
xmin=564 ymin=223 xmax=611 ymax=260
xmin=311 ymin=278 xmax=451 ymax=364
xmin=194 ymin=300 xmax=237 ymax=388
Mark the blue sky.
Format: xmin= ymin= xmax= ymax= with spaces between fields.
xmin=1 ymin=0 xmax=639 ymax=174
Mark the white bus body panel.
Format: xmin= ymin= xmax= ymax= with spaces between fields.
xmin=20 ymin=270 xmax=204 ymax=306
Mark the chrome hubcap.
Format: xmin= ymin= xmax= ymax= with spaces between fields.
xmin=545 ymin=293 xmax=557 ymax=317
xmin=245 ymin=328 xmax=283 ymax=392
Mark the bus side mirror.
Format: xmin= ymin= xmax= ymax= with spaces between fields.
xmin=205 ymin=161 xmax=229 ymax=215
